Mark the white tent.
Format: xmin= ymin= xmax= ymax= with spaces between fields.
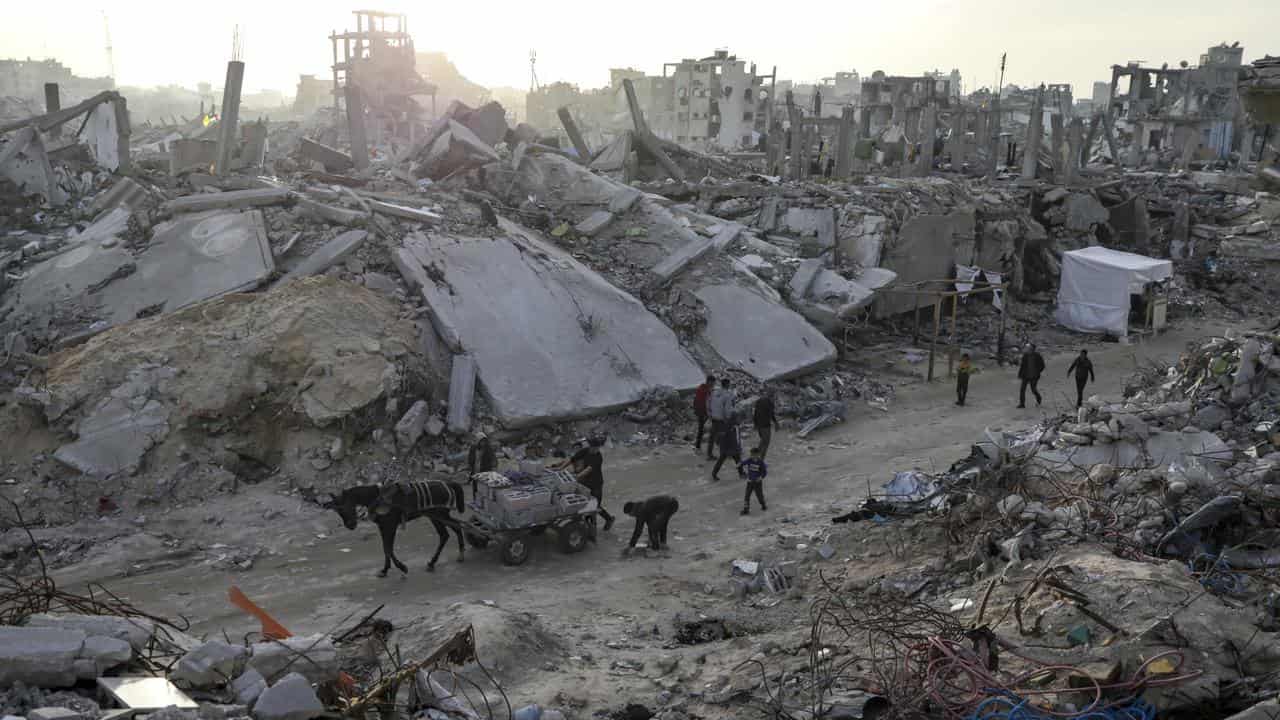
xmin=1055 ymin=247 xmax=1173 ymax=337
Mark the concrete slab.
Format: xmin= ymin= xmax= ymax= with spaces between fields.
xmin=650 ymin=235 xmax=715 ymax=284
xmin=54 ymin=397 xmax=169 ymax=477
xmin=395 ymin=219 xmax=703 ymax=427
xmin=170 ymin=139 xmax=219 ymax=175
xmin=280 ymin=230 xmax=368 ymax=282
xmin=695 ymin=284 xmax=837 ymax=381
xmin=1220 ymin=237 xmax=1280 ymax=261
xmin=296 ymin=197 xmax=364 ymax=227
xmin=783 ymin=207 xmax=836 ymax=249
xmin=95 ymin=210 xmax=275 ymax=324
xmin=591 ymin=133 xmax=632 ymax=173
xmin=0 ymin=126 xmax=66 ymax=205
xmin=575 ymin=210 xmax=614 ymax=237
xmin=1037 ymin=430 xmax=1232 ymax=472
xmin=1065 ymin=193 xmax=1109 ymax=232
xmin=298 ymin=138 xmax=354 ymax=173
xmin=446 ymin=354 xmax=476 ymax=433
xmin=163 ymin=188 xmax=291 ymax=214
xmin=789 ymin=258 xmax=823 ymax=298
xmin=876 ymin=211 xmax=971 ymax=316
xmin=369 ymin=200 xmax=441 ymax=225
xmin=608 ymin=187 xmax=643 ymax=214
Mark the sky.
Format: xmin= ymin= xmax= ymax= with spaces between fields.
xmin=3 ymin=0 xmax=1277 ymax=99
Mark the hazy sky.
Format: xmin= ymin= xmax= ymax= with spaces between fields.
xmin=4 ymin=0 xmax=1277 ymax=99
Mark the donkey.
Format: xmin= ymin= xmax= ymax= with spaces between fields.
xmin=324 ymin=480 xmax=467 ymax=577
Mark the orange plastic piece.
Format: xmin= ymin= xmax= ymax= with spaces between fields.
xmin=228 ymin=586 xmax=293 ymax=640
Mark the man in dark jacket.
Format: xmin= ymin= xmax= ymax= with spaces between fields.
xmin=1017 ymin=344 xmax=1046 ymax=408
xmin=468 ymin=433 xmax=497 ymax=495
xmin=1066 ymin=349 xmax=1096 ymax=408
xmin=552 ymin=435 xmax=615 ymax=531
xmin=693 ymin=376 xmax=715 ymax=454
xmin=712 ymin=422 xmax=742 ymax=482
xmin=753 ymin=391 xmax=780 ymax=458
xmin=623 ymin=495 xmax=680 ymax=550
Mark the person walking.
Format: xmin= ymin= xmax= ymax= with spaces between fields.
xmin=1017 ymin=344 xmax=1046 ymax=408
xmin=738 ymin=446 xmax=768 ymax=515
xmin=467 ymin=432 xmax=497 ymax=495
xmin=693 ymin=376 xmax=715 ymax=454
xmin=622 ymin=495 xmax=680 ymax=552
xmin=712 ymin=422 xmax=742 ymax=482
xmin=1066 ymin=349 xmax=1096 ymax=408
xmin=956 ymin=353 xmax=974 ymax=406
xmin=708 ymin=378 xmax=737 ymax=461
xmin=752 ymin=390 xmax=779 ymax=458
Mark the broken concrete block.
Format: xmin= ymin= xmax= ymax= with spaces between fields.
xmin=446 ymin=354 xmax=476 ymax=434
xmin=171 ymin=139 xmax=219 ymax=175
xmin=425 ymin=416 xmax=445 ymax=437
xmin=163 ymin=188 xmax=291 ymax=214
xmin=81 ymin=635 xmax=132 ymax=674
xmin=234 ymin=667 xmax=268 ymax=707
xmin=0 ymin=126 xmax=67 ymax=206
xmin=0 ymin=627 xmax=85 ymax=687
xmin=29 ymin=709 xmax=83 ymax=720
xmin=695 ymin=284 xmax=837 ymax=381
xmin=296 ymin=197 xmax=364 ymax=227
xmin=459 ymin=101 xmax=509 ymax=148
xmin=782 ymin=208 xmax=836 ymax=249
xmin=789 ymin=258 xmax=823 ymax=300
xmin=25 ymin=613 xmax=157 ymax=652
xmin=369 ymin=200 xmax=441 ymax=225
xmin=607 ymin=187 xmax=642 ymax=214
xmin=1065 ymin=193 xmax=1109 ymax=232
xmin=53 ymin=396 xmax=170 ymax=477
xmin=252 ymin=673 xmax=323 ymax=720
xmin=280 ymin=230 xmax=368 ymax=283
xmin=395 ymin=400 xmax=431 ymax=451
xmin=650 ymin=235 xmax=715 ymax=283
xmin=362 ymin=272 xmax=399 ymax=296
xmin=298 ymin=138 xmax=354 ymax=173
xmin=248 ymin=635 xmax=338 ymax=684
xmin=575 ymin=210 xmax=613 ymax=237
xmin=172 ymin=640 xmax=249 ymax=689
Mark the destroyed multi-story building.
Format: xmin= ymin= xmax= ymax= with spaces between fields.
xmin=858 ymin=71 xmax=952 ymax=137
xmin=1107 ymin=42 xmax=1245 ymax=161
xmin=293 ymin=74 xmax=330 ymax=115
xmin=657 ymin=50 xmax=773 ymax=149
xmin=329 ymin=10 xmax=437 ymax=144
xmin=924 ymin=68 xmax=963 ymax=101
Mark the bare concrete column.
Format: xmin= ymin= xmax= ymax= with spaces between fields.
xmin=787 ymin=98 xmax=802 ymax=180
xmin=858 ymin=107 xmax=871 ymax=139
xmin=835 ymin=106 xmax=855 ymax=178
xmin=344 ymin=80 xmax=370 ymax=171
xmin=1066 ymin=117 xmax=1084 ymax=184
xmin=1128 ymin=121 xmax=1144 ymax=168
xmin=917 ymin=104 xmax=937 ymax=177
xmin=44 ymin=83 xmax=61 ymax=138
xmin=113 ymin=94 xmax=131 ymax=173
xmin=1021 ymin=89 xmax=1043 ymax=180
xmin=1102 ymin=111 xmax=1121 ymax=164
xmin=215 ymin=61 xmax=245 ymax=175
xmin=557 ymin=106 xmax=592 ymax=163
xmin=1083 ymin=114 xmax=1101 ymax=166
xmin=1049 ymin=113 xmax=1065 ymax=182
xmin=986 ymin=97 xmax=1001 ymax=177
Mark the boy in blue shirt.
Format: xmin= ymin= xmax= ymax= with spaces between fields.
xmin=738 ymin=446 xmax=768 ymax=515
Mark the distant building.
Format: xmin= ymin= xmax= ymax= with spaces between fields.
xmin=1091 ymin=81 xmax=1110 ymax=111
xmin=662 ymin=50 xmax=771 ymax=149
xmin=0 ymin=58 xmax=113 ymax=104
xmin=1108 ymin=42 xmax=1246 ymax=160
xmin=295 ymin=75 xmax=330 ymax=115
xmin=859 ymin=71 xmax=952 ymax=136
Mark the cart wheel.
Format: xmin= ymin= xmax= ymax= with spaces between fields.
xmin=500 ymin=535 xmax=531 ymax=566
xmin=465 ymin=531 xmax=490 ymax=549
xmin=558 ymin=521 xmax=589 ymax=554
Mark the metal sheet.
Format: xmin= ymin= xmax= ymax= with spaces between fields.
xmin=97 ymin=677 xmax=198 ymax=709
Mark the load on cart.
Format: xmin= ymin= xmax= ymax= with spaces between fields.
xmin=463 ymin=469 xmax=600 ymax=565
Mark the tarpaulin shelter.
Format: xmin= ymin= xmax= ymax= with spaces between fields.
xmin=1055 ymin=247 xmax=1172 ymax=337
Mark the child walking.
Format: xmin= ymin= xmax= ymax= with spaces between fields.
xmin=738 ymin=447 xmax=768 ymax=515
xmin=956 ymin=352 xmax=974 ymax=406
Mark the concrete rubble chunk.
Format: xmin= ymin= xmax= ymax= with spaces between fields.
xmin=695 ymin=284 xmax=837 ymax=381
xmin=298 ymin=138 xmax=354 ymax=173
xmin=369 ymin=200 xmax=441 ymax=225
xmin=607 ymin=187 xmax=642 ymax=214
xmin=163 ymin=188 xmax=291 ymax=214
xmin=29 ymin=710 xmax=82 ymax=720
xmin=280 ymin=230 xmax=368 ymax=283
xmin=234 ymin=667 xmax=268 ymax=707
xmin=395 ymin=220 xmax=703 ymax=427
xmin=247 ymin=635 xmax=338 ymax=684
xmin=1065 ymin=193 xmax=1109 ymax=232
xmin=395 ymin=400 xmax=431 ymax=451
xmin=296 ymin=197 xmax=364 ymax=227
xmin=789 ymin=259 xmax=823 ymax=299
xmin=575 ymin=210 xmax=614 ymax=237
xmin=0 ymin=627 xmax=84 ymax=687
xmin=782 ymin=207 xmax=836 ymax=249
xmin=650 ymin=235 xmax=715 ymax=283
xmin=25 ymin=613 xmax=157 ymax=651
xmin=446 ymin=355 xmax=477 ymax=434
xmin=251 ymin=673 xmax=323 ymax=720
xmin=171 ymin=640 xmax=249 ymax=689
xmin=53 ymin=394 xmax=170 ymax=478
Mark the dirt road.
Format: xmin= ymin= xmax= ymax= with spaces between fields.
xmin=49 ymin=319 xmax=1235 ymax=704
